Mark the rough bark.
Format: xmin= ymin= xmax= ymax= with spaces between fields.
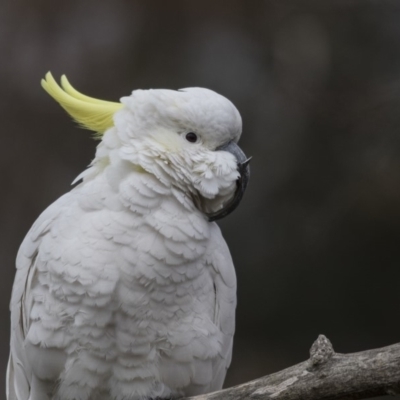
xmin=185 ymin=335 xmax=400 ymax=400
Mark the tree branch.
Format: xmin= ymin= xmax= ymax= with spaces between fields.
xmin=185 ymin=335 xmax=400 ymax=400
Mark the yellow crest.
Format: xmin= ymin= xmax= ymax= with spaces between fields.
xmin=41 ymin=72 xmax=124 ymax=136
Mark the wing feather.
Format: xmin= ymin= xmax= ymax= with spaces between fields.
xmin=7 ymin=193 xmax=73 ymax=400
xmin=208 ymin=224 xmax=237 ymax=392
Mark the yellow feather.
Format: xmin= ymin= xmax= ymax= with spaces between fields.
xmin=41 ymin=72 xmax=124 ymax=136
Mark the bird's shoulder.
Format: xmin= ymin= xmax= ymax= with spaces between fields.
xmin=12 ymin=192 xmax=75 ymax=307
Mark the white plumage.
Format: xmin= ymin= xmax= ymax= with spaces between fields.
xmin=8 ymin=75 xmax=248 ymax=400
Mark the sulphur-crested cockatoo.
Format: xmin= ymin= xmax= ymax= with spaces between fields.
xmin=7 ymin=72 xmax=250 ymax=400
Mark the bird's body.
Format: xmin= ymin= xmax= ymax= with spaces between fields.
xmin=7 ymin=74 xmax=249 ymax=400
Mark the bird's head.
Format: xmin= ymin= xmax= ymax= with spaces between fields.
xmin=42 ymin=72 xmax=250 ymax=221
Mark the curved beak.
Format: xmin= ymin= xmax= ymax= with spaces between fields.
xmin=207 ymin=141 xmax=251 ymax=222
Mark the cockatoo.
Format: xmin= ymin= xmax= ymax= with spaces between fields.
xmin=7 ymin=72 xmax=250 ymax=400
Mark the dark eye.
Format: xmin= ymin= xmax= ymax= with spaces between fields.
xmin=185 ymin=132 xmax=198 ymax=143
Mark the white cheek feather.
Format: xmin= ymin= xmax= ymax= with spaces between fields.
xmin=191 ymin=152 xmax=239 ymax=199
xmin=150 ymin=129 xmax=183 ymax=153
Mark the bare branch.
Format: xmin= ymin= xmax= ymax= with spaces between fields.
xmin=184 ymin=335 xmax=400 ymax=400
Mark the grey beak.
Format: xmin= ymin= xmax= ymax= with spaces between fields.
xmin=207 ymin=141 xmax=251 ymax=222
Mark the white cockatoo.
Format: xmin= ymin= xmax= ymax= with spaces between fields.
xmin=7 ymin=72 xmax=250 ymax=400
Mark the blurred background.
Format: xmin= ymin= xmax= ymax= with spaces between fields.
xmin=1 ymin=0 xmax=400 ymax=398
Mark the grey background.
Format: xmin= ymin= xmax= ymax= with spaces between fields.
xmin=1 ymin=1 xmax=400 ymax=398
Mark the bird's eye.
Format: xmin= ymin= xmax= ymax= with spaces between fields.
xmin=185 ymin=132 xmax=198 ymax=143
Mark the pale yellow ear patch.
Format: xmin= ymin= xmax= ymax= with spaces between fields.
xmin=41 ymin=72 xmax=124 ymax=136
